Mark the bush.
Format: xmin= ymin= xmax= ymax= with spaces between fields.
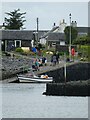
xmin=77 ymin=45 xmax=90 ymax=61
xmin=59 ymin=52 xmax=69 ymax=56
xmin=15 ymin=47 xmax=24 ymax=53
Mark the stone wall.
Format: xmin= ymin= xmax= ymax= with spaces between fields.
xmin=44 ymin=62 xmax=90 ymax=96
xmin=44 ymin=62 xmax=90 ymax=83
xmin=44 ymin=81 xmax=90 ymax=96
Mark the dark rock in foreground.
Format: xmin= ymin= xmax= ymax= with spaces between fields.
xmin=44 ymin=80 xmax=90 ymax=96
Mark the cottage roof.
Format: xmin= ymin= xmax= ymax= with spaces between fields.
xmin=1 ymin=30 xmax=33 ymax=40
xmin=47 ymin=33 xmax=65 ymax=41
xmin=77 ymin=27 xmax=89 ymax=33
xmin=41 ymin=26 xmax=59 ymax=38
xmin=33 ymin=30 xmax=48 ymax=39
xmin=38 ymin=31 xmax=49 ymax=39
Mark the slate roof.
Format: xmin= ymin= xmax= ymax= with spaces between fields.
xmin=38 ymin=31 xmax=49 ymax=39
xmin=0 ymin=27 xmax=89 ymax=41
xmin=47 ymin=33 xmax=65 ymax=41
xmin=33 ymin=30 xmax=48 ymax=39
xmin=1 ymin=30 xmax=33 ymax=40
xmin=41 ymin=26 xmax=59 ymax=38
xmin=77 ymin=27 xmax=89 ymax=33
xmin=41 ymin=27 xmax=90 ymax=40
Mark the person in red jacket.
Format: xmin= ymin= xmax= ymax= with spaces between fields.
xmin=71 ymin=48 xmax=75 ymax=61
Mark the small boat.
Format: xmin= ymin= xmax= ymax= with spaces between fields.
xmin=17 ymin=72 xmax=53 ymax=83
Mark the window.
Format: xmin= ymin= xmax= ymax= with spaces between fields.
xmin=15 ymin=40 xmax=21 ymax=47
xmin=52 ymin=42 xmax=56 ymax=46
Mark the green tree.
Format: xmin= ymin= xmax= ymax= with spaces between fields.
xmin=4 ymin=9 xmax=26 ymax=30
xmin=64 ymin=26 xmax=78 ymax=44
xmin=73 ymin=35 xmax=90 ymax=45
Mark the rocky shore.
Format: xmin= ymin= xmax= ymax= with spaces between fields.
xmin=1 ymin=54 xmax=33 ymax=80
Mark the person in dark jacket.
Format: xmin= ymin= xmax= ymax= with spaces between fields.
xmin=42 ymin=56 xmax=46 ymax=65
xmin=52 ymin=53 xmax=57 ymax=66
xmin=56 ymin=51 xmax=59 ymax=64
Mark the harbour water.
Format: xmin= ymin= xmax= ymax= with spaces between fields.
xmin=0 ymin=83 xmax=88 ymax=118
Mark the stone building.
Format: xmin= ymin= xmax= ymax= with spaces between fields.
xmin=0 ymin=19 xmax=89 ymax=52
xmin=1 ymin=30 xmax=33 ymax=51
xmin=39 ymin=20 xmax=89 ymax=48
xmin=39 ymin=19 xmax=67 ymax=47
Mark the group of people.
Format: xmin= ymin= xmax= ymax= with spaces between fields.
xmin=32 ymin=51 xmax=60 ymax=71
xmin=51 ymin=52 xmax=59 ymax=66
xmin=32 ymin=56 xmax=47 ymax=71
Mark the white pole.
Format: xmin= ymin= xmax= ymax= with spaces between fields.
xmin=69 ymin=13 xmax=72 ymax=61
xmin=64 ymin=53 xmax=66 ymax=85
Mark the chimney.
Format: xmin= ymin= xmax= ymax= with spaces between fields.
xmin=3 ymin=23 xmax=5 ymax=26
xmin=63 ymin=19 xmax=65 ymax=23
xmin=53 ymin=23 xmax=56 ymax=28
xmin=54 ymin=23 xmax=56 ymax=26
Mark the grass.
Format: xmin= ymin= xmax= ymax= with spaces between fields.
xmin=77 ymin=45 xmax=90 ymax=61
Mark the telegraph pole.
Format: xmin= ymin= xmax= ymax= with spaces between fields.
xmin=69 ymin=13 xmax=72 ymax=60
xmin=36 ymin=17 xmax=39 ymax=47
xmin=64 ymin=53 xmax=67 ymax=85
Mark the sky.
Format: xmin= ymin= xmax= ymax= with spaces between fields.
xmin=0 ymin=1 xmax=89 ymax=30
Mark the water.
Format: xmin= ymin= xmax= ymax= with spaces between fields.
xmin=0 ymin=83 xmax=88 ymax=118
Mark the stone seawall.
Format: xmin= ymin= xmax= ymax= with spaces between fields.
xmin=44 ymin=80 xmax=90 ymax=96
xmin=44 ymin=62 xmax=90 ymax=96
xmin=43 ymin=62 xmax=90 ymax=83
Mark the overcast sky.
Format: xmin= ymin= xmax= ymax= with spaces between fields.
xmin=0 ymin=1 xmax=88 ymax=30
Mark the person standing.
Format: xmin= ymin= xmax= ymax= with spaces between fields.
xmin=42 ymin=56 xmax=46 ymax=65
xmin=35 ymin=59 xmax=39 ymax=71
xmin=52 ymin=53 xmax=57 ymax=66
xmin=56 ymin=51 xmax=59 ymax=64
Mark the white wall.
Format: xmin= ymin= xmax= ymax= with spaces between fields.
xmin=60 ymin=41 xmax=65 ymax=46
xmin=58 ymin=19 xmax=67 ymax=33
xmin=40 ymin=38 xmax=46 ymax=45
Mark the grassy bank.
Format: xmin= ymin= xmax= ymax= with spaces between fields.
xmin=77 ymin=45 xmax=90 ymax=61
